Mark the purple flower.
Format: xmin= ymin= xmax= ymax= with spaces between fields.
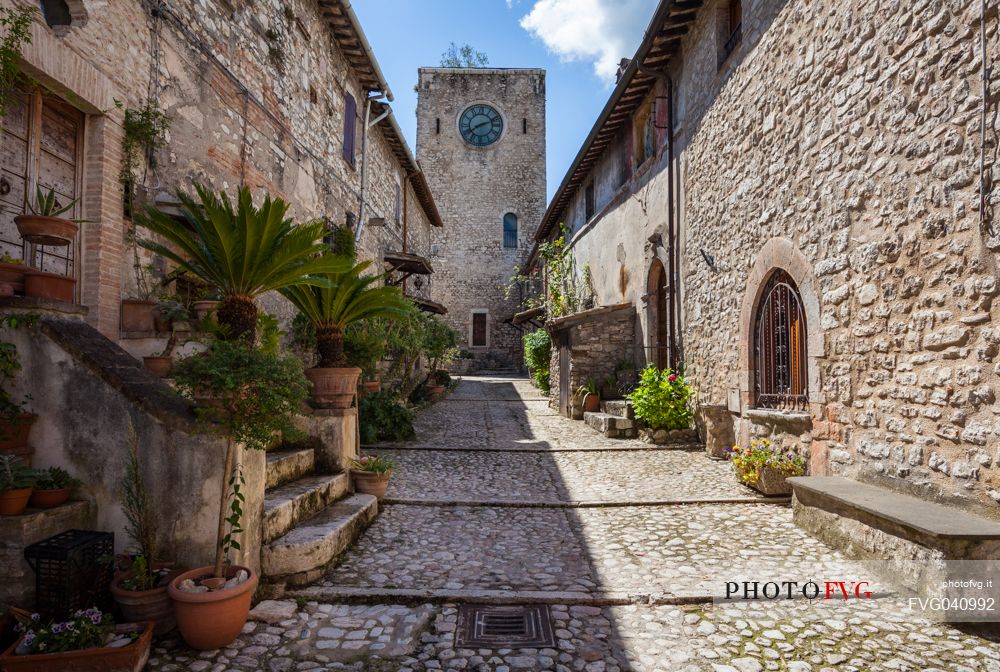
xmin=89 ymin=613 xmax=102 ymax=625
xmin=51 ymin=623 xmax=65 ymax=634
xmin=30 ymin=613 xmax=40 ymax=622
xmin=23 ymin=633 xmax=34 ymax=646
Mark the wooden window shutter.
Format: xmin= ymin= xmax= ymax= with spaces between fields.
xmin=472 ymin=313 xmax=487 ymax=347
xmin=343 ymin=93 xmax=357 ymax=165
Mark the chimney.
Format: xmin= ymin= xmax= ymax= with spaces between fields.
xmin=616 ymin=58 xmax=631 ymax=83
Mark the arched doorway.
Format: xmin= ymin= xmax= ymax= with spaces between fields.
xmin=647 ymin=259 xmax=669 ymax=368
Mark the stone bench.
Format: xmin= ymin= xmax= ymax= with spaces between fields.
xmin=788 ymin=476 xmax=1000 ymax=600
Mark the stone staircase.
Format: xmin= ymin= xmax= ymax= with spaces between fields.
xmin=583 ymin=399 xmax=638 ymax=439
xmin=261 ymin=446 xmax=378 ymax=591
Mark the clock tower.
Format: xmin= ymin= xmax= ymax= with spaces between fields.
xmin=416 ymin=68 xmax=546 ymax=370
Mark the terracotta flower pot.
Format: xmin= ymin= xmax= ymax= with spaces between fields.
xmin=582 ymin=393 xmax=600 ymax=413
xmin=23 ymin=269 xmax=75 ymax=303
xmin=28 ymin=488 xmax=69 ymax=509
xmin=121 ymin=299 xmax=156 ymax=332
xmin=0 ymin=622 xmax=153 ymax=672
xmin=0 ymin=262 xmax=25 ymax=295
xmin=0 ymin=487 xmax=32 ymax=516
xmin=143 ymin=356 xmax=172 ymax=378
xmin=153 ymin=315 xmax=171 ymax=333
xmin=168 ymin=565 xmax=258 ymax=650
xmin=0 ymin=413 xmax=36 ymax=451
xmin=192 ymin=300 xmax=221 ymax=321
xmin=305 ymin=366 xmax=361 ymax=409
xmin=427 ymin=384 xmax=445 ymax=398
xmin=14 ymin=214 xmax=78 ymax=247
xmin=362 ymin=380 xmax=381 ymax=394
xmin=352 ymin=470 xmax=391 ymax=499
xmin=111 ymin=570 xmax=180 ymax=635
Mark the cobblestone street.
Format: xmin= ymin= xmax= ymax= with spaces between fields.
xmin=149 ymin=376 xmax=1000 ymax=671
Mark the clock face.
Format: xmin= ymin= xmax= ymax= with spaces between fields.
xmin=459 ymin=104 xmax=503 ymax=146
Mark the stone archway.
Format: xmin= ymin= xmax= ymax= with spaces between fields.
xmin=736 ymin=238 xmax=829 ymax=474
xmin=737 ymin=238 xmax=824 ymax=407
xmin=647 ymin=258 xmax=669 ymax=368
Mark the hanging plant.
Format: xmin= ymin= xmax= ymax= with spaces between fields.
xmin=0 ymin=6 xmax=34 ymax=119
xmin=119 ymin=99 xmax=170 ymax=215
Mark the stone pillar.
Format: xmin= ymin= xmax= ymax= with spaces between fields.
xmin=699 ymin=404 xmax=735 ymax=459
xmin=296 ymin=408 xmax=360 ymax=474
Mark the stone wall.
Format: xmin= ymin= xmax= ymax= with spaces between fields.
xmin=541 ymin=0 xmax=1000 ymax=517
xmin=417 ymin=68 xmax=547 ymax=369
xmin=1 ymin=0 xmax=438 ymax=336
xmin=547 ymin=304 xmax=636 ymax=416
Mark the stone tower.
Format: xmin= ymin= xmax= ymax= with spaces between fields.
xmin=416 ymin=68 xmax=546 ymax=370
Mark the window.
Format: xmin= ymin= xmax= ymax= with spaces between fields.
xmin=40 ymin=0 xmax=72 ymax=28
xmin=0 ymin=86 xmax=82 ymax=279
xmin=584 ymin=182 xmax=595 ymax=221
xmin=753 ymin=270 xmax=808 ymax=409
xmin=522 ymin=118 xmax=527 ymax=134
xmin=632 ymin=99 xmax=655 ymax=167
xmin=471 ymin=312 xmax=488 ymax=347
xmin=718 ymin=0 xmax=742 ymax=66
xmin=502 ymin=212 xmax=517 ymax=249
xmin=435 ymin=118 xmax=440 ymax=134
xmin=394 ymin=182 xmax=402 ymax=225
xmin=343 ymin=92 xmax=357 ymax=166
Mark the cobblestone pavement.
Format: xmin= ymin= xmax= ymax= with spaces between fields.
xmin=150 ymin=376 xmax=1000 ymax=671
xmin=375 ymin=448 xmax=767 ymax=504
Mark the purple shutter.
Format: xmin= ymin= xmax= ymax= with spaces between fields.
xmin=343 ymin=93 xmax=357 ymax=165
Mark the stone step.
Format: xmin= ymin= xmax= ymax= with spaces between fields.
xmin=262 ymin=494 xmax=378 ymax=586
xmin=265 ymin=447 xmax=316 ymax=490
xmin=583 ymin=411 xmax=637 ymax=439
xmin=600 ymin=399 xmax=633 ymax=419
xmin=263 ymin=473 xmax=349 ymax=543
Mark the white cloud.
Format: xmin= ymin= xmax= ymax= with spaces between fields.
xmin=519 ymin=0 xmax=658 ymax=81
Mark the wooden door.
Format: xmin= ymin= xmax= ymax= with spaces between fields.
xmin=0 ymin=87 xmax=83 ymax=278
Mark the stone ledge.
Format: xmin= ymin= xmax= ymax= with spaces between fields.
xmin=789 ymin=476 xmax=1000 ymax=546
xmin=0 ymin=296 xmax=87 ymax=317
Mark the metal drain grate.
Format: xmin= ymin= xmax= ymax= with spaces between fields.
xmin=456 ymin=604 xmax=555 ymax=648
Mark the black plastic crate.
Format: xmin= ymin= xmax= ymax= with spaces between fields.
xmin=24 ymin=529 xmax=114 ymax=617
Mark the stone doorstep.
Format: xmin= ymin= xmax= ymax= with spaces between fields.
xmin=263 ymin=473 xmax=349 ymax=543
xmin=265 ymin=447 xmax=316 ymax=490
xmin=788 ymin=476 xmax=1000 ymax=549
xmin=600 ymin=399 xmax=633 ymax=419
xmin=262 ymin=493 xmax=378 ymax=581
xmin=583 ymin=412 xmax=635 ymax=436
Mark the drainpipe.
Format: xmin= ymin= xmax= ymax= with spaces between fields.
xmin=402 ymin=174 xmax=409 ymax=254
xmin=354 ymin=97 xmax=392 ymax=243
xmin=639 ymin=66 xmax=678 ymax=369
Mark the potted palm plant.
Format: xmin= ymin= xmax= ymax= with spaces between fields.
xmin=15 ymin=186 xmax=84 ymax=246
xmin=28 ymin=467 xmax=80 ymax=509
xmin=136 ymin=184 xmax=349 ymax=343
xmin=168 ymin=339 xmax=308 ymax=650
xmin=281 ymin=262 xmax=410 ymax=409
xmin=351 ymin=454 xmax=394 ymax=499
xmin=577 ymin=379 xmax=600 ymax=413
xmin=0 ymin=455 xmax=35 ymax=516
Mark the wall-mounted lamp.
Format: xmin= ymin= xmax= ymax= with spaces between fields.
xmin=700 ymin=248 xmax=718 ymax=272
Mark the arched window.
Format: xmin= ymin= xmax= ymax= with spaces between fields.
xmin=502 ymin=212 xmax=517 ymax=249
xmin=753 ymin=270 xmax=808 ymax=409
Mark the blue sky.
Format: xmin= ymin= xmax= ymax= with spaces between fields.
xmin=352 ymin=0 xmax=659 ymax=201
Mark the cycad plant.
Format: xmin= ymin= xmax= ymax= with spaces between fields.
xmin=136 ymin=184 xmax=349 ymax=341
xmin=280 ymin=261 xmax=411 ymax=368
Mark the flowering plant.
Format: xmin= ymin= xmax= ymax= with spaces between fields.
xmin=626 ymin=366 xmax=693 ymax=430
xmin=351 ymin=454 xmax=394 ymax=474
xmin=15 ymin=608 xmax=125 ymax=654
xmin=727 ymin=438 xmax=805 ymax=484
